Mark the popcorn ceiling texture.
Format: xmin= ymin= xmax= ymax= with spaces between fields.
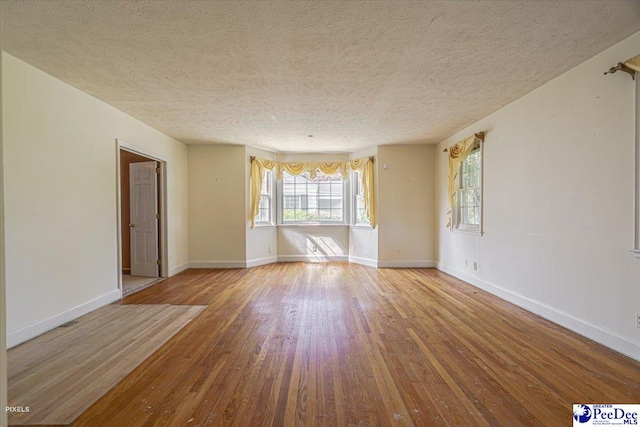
xmin=3 ymin=1 xmax=640 ymax=152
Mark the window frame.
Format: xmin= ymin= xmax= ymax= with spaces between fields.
xmin=254 ymin=169 xmax=275 ymax=227
xmin=452 ymin=141 xmax=484 ymax=235
xmin=277 ymin=170 xmax=348 ymax=226
xmin=351 ymin=169 xmax=371 ymax=227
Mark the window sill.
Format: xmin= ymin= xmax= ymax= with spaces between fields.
xmin=452 ymin=227 xmax=483 ymax=236
xmin=350 ymin=224 xmax=373 ymax=230
xmin=278 ymin=223 xmax=348 ymax=228
xmin=253 ymin=224 xmax=276 ymax=229
xmin=630 ymin=249 xmax=640 ymax=259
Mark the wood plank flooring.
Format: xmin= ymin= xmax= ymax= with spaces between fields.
xmin=17 ymin=263 xmax=640 ymax=426
xmin=122 ymin=274 xmax=165 ymax=296
xmin=8 ymin=304 xmax=204 ymax=426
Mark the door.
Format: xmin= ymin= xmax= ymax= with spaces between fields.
xmin=129 ymin=161 xmax=159 ymax=277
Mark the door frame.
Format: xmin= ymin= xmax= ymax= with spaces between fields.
xmin=115 ymin=139 xmax=169 ymax=298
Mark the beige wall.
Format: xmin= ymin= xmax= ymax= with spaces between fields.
xmin=436 ymin=32 xmax=640 ymax=361
xmin=245 ymin=146 xmax=277 ymax=266
xmin=377 ymin=144 xmax=436 ymax=267
xmin=276 ymin=152 xmax=350 ymax=163
xmin=278 ymin=226 xmax=349 ymax=261
xmin=188 ymin=145 xmax=246 ymax=266
xmin=3 ymin=53 xmax=189 ymax=347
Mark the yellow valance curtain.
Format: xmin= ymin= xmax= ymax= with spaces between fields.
xmin=623 ymin=54 xmax=640 ymax=72
xmin=250 ymin=157 xmax=376 ymax=228
xmin=446 ymin=134 xmax=483 ymax=229
xmin=275 ymin=161 xmax=349 ymax=180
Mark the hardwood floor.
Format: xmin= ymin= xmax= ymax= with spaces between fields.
xmin=8 ymin=304 xmax=204 ymax=426
xmin=64 ymin=263 xmax=639 ymax=426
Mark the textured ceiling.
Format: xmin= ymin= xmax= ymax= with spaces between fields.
xmin=3 ymin=1 xmax=640 ymax=152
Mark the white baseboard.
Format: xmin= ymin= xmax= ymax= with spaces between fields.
xmin=436 ymin=263 xmax=640 ymax=362
xmin=246 ymin=256 xmax=278 ymax=268
xmin=377 ymin=260 xmax=437 ymax=268
xmin=169 ymin=262 xmax=190 ymax=276
xmin=7 ymin=288 xmax=121 ymax=349
xmin=348 ymin=256 xmax=378 ymax=268
xmin=189 ymin=261 xmax=247 ymax=269
xmin=278 ymin=255 xmax=348 ymax=263
xmin=187 ymin=257 xmax=437 ymax=269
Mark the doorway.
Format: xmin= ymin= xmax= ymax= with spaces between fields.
xmin=117 ymin=141 xmax=168 ymax=297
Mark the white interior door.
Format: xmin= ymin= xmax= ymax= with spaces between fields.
xmin=130 ymin=161 xmax=159 ymax=277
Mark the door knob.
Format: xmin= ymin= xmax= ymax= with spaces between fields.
xmin=129 ymin=223 xmax=135 ymax=228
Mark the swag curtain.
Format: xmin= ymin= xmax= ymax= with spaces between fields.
xmin=623 ymin=54 xmax=640 ymax=72
xmin=275 ymin=162 xmax=349 ymax=180
xmin=446 ymin=134 xmax=482 ymax=229
xmin=250 ymin=157 xmax=376 ymax=228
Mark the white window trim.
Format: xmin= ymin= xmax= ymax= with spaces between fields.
xmin=452 ymin=142 xmax=484 ymax=236
xmin=276 ymin=172 xmax=349 ymax=226
xmin=350 ymin=224 xmax=373 ymax=230
xmin=278 ymin=224 xmax=349 ymax=228
xmin=254 ymin=170 xmax=275 ymax=227
xmin=351 ymin=169 xmax=372 ymax=228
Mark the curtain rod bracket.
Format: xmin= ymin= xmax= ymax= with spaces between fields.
xmin=604 ymin=62 xmax=636 ymax=80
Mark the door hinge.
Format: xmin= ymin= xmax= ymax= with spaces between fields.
xmin=157 ymin=259 xmax=162 ymax=265
xmin=156 ymin=213 xmax=160 ymax=219
xmin=155 ymin=167 xmax=161 ymax=174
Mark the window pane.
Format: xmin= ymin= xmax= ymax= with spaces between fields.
xmin=319 ymin=182 xmax=330 ymax=195
xmin=455 ymin=145 xmax=482 ymax=231
xmin=459 ymin=189 xmax=468 ymax=208
xmin=468 ymin=207 xmax=477 ymax=225
xmin=462 ymin=172 xmax=471 ymax=188
xmin=466 ymin=190 xmax=475 ymax=207
xmin=261 ymin=171 xmax=272 ymax=195
xmin=255 ymin=172 xmax=272 ymax=223
xmin=282 ymin=171 xmax=344 ymax=223
xmin=357 ymin=208 xmax=367 ymax=223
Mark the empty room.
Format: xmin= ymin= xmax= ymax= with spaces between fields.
xmin=1 ymin=1 xmax=640 ymax=426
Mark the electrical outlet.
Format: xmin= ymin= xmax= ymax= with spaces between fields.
xmin=312 ymin=245 xmax=317 ymax=252
xmin=465 ymin=260 xmax=469 ymax=267
xmin=637 ymin=313 xmax=640 ymax=328
xmin=352 ymin=245 xmax=356 ymax=253
xmin=268 ymin=246 xmax=271 ymax=253
xmin=473 ymin=262 xmax=478 ymax=271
